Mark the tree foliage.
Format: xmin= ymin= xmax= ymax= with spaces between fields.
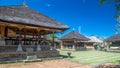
xmin=99 ymin=0 xmax=120 ymax=33
xmin=50 ymin=34 xmax=58 ymax=38
xmin=99 ymin=0 xmax=120 ymax=11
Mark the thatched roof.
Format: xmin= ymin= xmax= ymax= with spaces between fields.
xmin=104 ymin=34 xmax=120 ymax=42
xmin=0 ymin=6 xmax=69 ymax=30
xmin=60 ymin=30 xmax=90 ymax=41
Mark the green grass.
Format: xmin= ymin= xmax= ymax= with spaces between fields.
xmin=59 ymin=50 xmax=120 ymax=65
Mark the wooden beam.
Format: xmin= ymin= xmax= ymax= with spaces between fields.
xmin=0 ymin=21 xmax=62 ymax=33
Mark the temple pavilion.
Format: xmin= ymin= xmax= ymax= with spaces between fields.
xmin=104 ymin=34 xmax=120 ymax=47
xmin=60 ymin=30 xmax=89 ymax=50
xmin=0 ymin=4 xmax=69 ymax=59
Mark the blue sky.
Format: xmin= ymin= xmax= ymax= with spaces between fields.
xmin=0 ymin=0 xmax=117 ymax=38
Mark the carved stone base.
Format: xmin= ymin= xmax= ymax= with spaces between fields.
xmin=52 ymin=45 xmax=57 ymax=51
xmin=16 ymin=44 xmax=23 ymax=52
xmin=37 ymin=45 xmax=41 ymax=52
xmin=0 ymin=40 xmax=5 ymax=46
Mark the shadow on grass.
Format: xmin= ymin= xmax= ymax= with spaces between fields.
xmin=107 ymin=51 xmax=120 ymax=53
xmin=59 ymin=55 xmax=75 ymax=59
xmin=111 ymin=59 xmax=120 ymax=63
xmin=116 ymin=60 xmax=120 ymax=62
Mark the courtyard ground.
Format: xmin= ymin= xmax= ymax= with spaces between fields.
xmin=0 ymin=59 xmax=92 ymax=68
xmin=60 ymin=50 xmax=120 ymax=65
xmin=0 ymin=50 xmax=120 ymax=68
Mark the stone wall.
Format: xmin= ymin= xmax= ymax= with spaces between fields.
xmin=0 ymin=45 xmax=59 ymax=59
xmin=0 ymin=51 xmax=59 ymax=59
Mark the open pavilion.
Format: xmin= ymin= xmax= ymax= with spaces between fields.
xmin=60 ymin=30 xmax=89 ymax=50
xmin=104 ymin=34 xmax=120 ymax=47
xmin=0 ymin=4 xmax=69 ymax=59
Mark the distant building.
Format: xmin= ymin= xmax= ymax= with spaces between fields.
xmin=85 ymin=36 xmax=103 ymax=50
xmin=104 ymin=34 xmax=120 ymax=47
xmin=60 ymin=30 xmax=89 ymax=50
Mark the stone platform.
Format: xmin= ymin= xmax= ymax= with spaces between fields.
xmin=0 ymin=45 xmax=59 ymax=60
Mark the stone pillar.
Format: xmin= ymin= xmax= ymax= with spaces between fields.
xmin=37 ymin=29 xmax=41 ymax=52
xmin=16 ymin=28 xmax=23 ymax=52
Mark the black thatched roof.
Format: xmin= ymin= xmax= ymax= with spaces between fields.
xmin=0 ymin=6 xmax=69 ymax=30
xmin=104 ymin=34 xmax=120 ymax=42
xmin=60 ymin=30 xmax=90 ymax=41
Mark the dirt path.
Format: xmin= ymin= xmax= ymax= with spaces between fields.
xmin=0 ymin=59 xmax=92 ymax=68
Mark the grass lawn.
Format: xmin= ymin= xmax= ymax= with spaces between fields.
xmin=59 ymin=50 xmax=120 ymax=65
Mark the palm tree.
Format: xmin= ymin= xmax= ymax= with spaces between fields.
xmin=50 ymin=34 xmax=58 ymax=50
xmin=50 ymin=34 xmax=58 ymax=38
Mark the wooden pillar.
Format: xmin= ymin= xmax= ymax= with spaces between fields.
xmin=16 ymin=27 xmax=23 ymax=52
xmin=52 ymin=31 xmax=56 ymax=51
xmin=24 ymin=29 xmax=26 ymax=45
xmin=84 ymin=42 xmax=87 ymax=47
xmin=37 ymin=29 xmax=41 ymax=52
xmin=32 ymin=30 xmax=35 ymax=44
xmin=60 ymin=41 xmax=63 ymax=49
xmin=36 ymin=29 xmax=39 ymax=44
xmin=35 ymin=32 xmax=37 ymax=44
xmin=5 ymin=26 xmax=8 ymax=45
xmin=38 ymin=30 xmax=41 ymax=43
xmin=0 ymin=25 xmax=6 ymax=46
xmin=52 ymin=31 xmax=55 ymax=46
xmin=38 ymin=31 xmax=41 ymax=41
xmin=73 ymin=40 xmax=76 ymax=49
xmin=19 ymin=28 xmax=22 ymax=44
xmin=5 ymin=26 xmax=8 ymax=38
xmin=33 ymin=30 xmax=34 ymax=38
xmin=1 ymin=25 xmax=5 ymax=40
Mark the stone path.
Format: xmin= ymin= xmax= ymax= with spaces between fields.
xmin=0 ymin=59 xmax=92 ymax=68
